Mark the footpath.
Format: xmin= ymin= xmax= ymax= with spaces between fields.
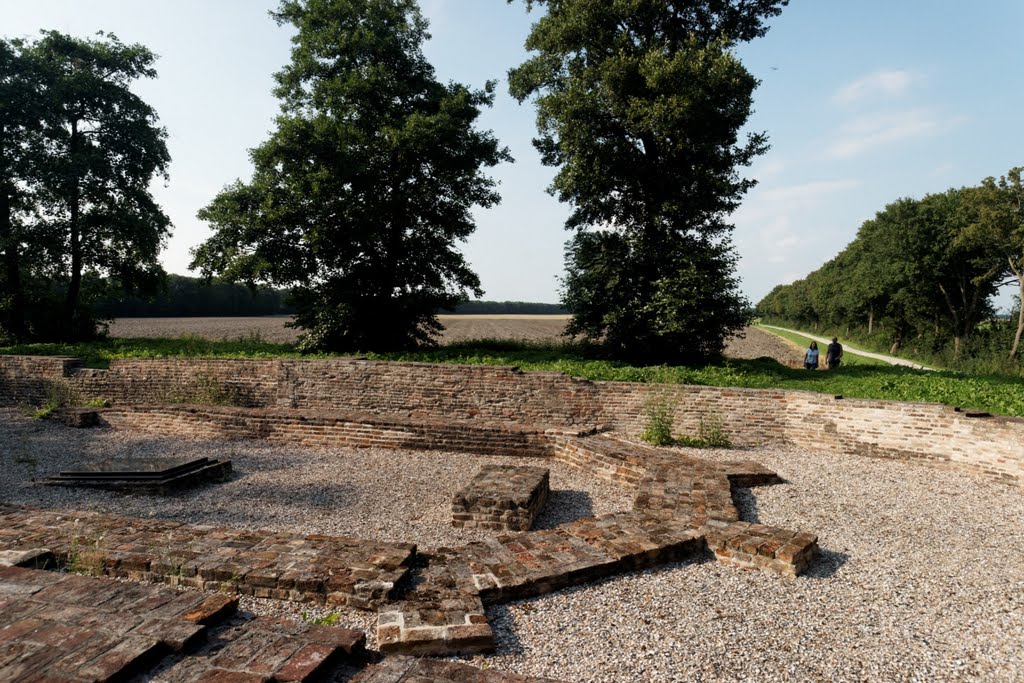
xmin=760 ymin=325 xmax=934 ymax=371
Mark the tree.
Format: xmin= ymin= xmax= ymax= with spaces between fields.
xmin=962 ymin=168 xmax=1024 ymax=358
xmin=0 ymin=38 xmax=45 ymax=341
xmin=508 ymin=0 xmax=787 ymax=362
xmin=192 ymin=0 xmax=510 ymax=352
xmin=0 ymin=32 xmax=171 ymax=342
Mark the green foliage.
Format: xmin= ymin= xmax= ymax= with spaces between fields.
xmin=5 ymin=336 xmax=1024 ymax=417
xmin=675 ymin=416 xmax=732 ymax=449
xmin=758 ymin=170 xmax=1024 ymax=365
xmin=757 ymin=326 xmax=889 ymax=367
xmin=508 ymin=0 xmax=785 ymax=362
xmin=159 ymin=372 xmax=248 ymax=407
xmin=25 ymin=381 xmax=81 ymax=420
xmin=305 ymin=612 xmax=342 ymax=626
xmin=0 ymin=32 xmax=171 ymax=342
xmin=191 ymin=0 xmax=511 ymax=353
xmin=640 ymin=395 xmax=675 ymax=446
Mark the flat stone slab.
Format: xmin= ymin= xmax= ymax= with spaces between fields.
xmin=452 ymin=464 xmax=550 ymax=532
xmin=40 ymin=456 xmax=232 ymax=492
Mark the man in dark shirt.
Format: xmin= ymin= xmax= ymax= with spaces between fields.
xmin=826 ymin=337 xmax=843 ymax=369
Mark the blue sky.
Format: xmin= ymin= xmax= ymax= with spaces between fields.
xmin=4 ymin=1 xmax=1023 ymax=308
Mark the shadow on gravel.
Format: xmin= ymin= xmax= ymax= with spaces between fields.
xmin=730 ymin=487 xmax=763 ymax=523
xmin=534 ymin=490 xmax=594 ymax=530
xmin=803 ymin=548 xmax=849 ymax=580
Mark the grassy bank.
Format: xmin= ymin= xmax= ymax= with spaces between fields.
xmin=3 ymin=336 xmax=1023 ymax=417
xmin=754 ymin=325 xmax=889 ymax=367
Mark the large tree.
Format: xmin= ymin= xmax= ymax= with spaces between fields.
xmin=961 ymin=168 xmax=1024 ymax=358
xmin=508 ymin=0 xmax=787 ymax=362
xmin=192 ymin=0 xmax=510 ymax=352
xmin=0 ymin=38 xmax=45 ymax=341
xmin=0 ymin=31 xmax=171 ymax=342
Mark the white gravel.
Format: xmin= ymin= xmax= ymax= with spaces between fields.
xmin=3 ymin=409 xmax=1023 ymax=682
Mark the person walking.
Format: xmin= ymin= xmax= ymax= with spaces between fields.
xmin=804 ymin=341 xmax=819 ymax=370
xmin=826 ymin=336 xmax=843 ymax=370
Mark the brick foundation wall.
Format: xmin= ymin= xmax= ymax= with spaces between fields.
xmin=1 ymin=355 xmax=1022 ymax=484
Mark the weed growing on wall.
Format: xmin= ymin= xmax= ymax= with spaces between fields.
xmin=23 ymin=381 xmax=81 ymax=420
xmin=676 ymin=415 xmax=733 ymax=449
xmin=640 ymin=395 xmax=676 ymax=446
xmin=160 ymin=372 xmax=247 ymax=407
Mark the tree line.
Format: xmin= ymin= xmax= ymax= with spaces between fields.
xmin=3 ymin=0 xmax=789 ymax=362
xmin=757 ymin=169 xmax=1024 ymax=366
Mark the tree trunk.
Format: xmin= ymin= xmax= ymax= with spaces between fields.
xmin=1011 ymin=277 xmax=1024 ymax=360
xmin=867 ymin=307 xmax=874 ymax=335
xmin=63 ymin=120 xmax=83 ymax=340
xmin=0 ymin=122 xmax=26 ymax=340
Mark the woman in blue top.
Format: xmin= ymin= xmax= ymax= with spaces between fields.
xmin=804 ymin=341 xmax=819 ymax=370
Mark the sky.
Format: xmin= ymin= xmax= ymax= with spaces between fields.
xmin=3 ymin=1 xmax=1023 ymax=308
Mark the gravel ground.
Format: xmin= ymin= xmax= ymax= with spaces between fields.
xmin=3 ymin=410 xmax=1022 ymax=682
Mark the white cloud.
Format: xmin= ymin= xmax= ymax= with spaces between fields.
xmin=758 ymin=179 xmax=862 ymax=205
xmin=826 ymin=109 xmax=964 ymax=160
xmin=930 ymin=161 xmax=954 ymax=176
xmin=734 ymin=179 xmax=860 ymax=267
xmin=832 ymin=69 xmax=920 ymax=106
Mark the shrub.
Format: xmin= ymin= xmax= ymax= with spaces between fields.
xmin=640 ymin=396 xmax=676 ymax=446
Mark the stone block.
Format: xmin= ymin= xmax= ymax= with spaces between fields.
xmin=452 ymin=464 xmax=549 ymax=532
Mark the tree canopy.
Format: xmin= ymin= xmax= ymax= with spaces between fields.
xmin=0 ymin=31 xmax=170 ymax=342
xmin=508 ymin=0 xmax=787 ymax=363
xmin=191 ymin=0 xmax=511 ymax=353
xmin=757 ymin=174 xmax=1023 ymax=364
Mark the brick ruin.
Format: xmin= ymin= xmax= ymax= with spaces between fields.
xmin=0 ymin=354 xmax=1021 ymax=680
xmin=2 ymin=355 xmax=1021 ymax=484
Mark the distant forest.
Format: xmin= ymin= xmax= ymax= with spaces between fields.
xmin=96 ymin=275 xmax=568 ymax=318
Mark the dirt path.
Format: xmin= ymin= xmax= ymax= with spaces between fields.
xmin=759 ymin=325 xmax=934 ymax=370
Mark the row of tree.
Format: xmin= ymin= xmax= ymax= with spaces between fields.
xmin=757 ymin=168 xmax=1024 ymax=361
xmin=3 ymin=0 xmax=789 ymax=362
xmin=0 ymin=32 xmax=170 ymax=342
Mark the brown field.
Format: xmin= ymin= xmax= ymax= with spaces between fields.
xmin=107 ymin=316 xmax=799 ymax=365
xmin=107 ymin=314 xmax=572 ymax=344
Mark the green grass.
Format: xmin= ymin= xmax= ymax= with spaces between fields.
xmin=754 ymin=325 xmax=888 ymax=367
xmin=0 ymin=335 xmax=318 ymax=369
xmin=3 ymin=335 xmax=1024 ymax=417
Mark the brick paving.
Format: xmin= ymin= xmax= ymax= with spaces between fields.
xmin=0 ymin=564 xmax=385 ymax=682
xmin=0 ymin=505 xmax=415 ymax=610
xmin=376 ymin=434 xmax=816 ymax=656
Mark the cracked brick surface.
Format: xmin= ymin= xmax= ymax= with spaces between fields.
xmin=0 ymin=505 xmax=416 ymax=610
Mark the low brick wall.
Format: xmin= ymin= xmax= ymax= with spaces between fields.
xmin=1 ymin=355 xmax=1022 ymax=485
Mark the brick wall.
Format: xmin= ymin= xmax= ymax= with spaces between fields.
xmin=1 ymin=355 xmax=1021 ymax=484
